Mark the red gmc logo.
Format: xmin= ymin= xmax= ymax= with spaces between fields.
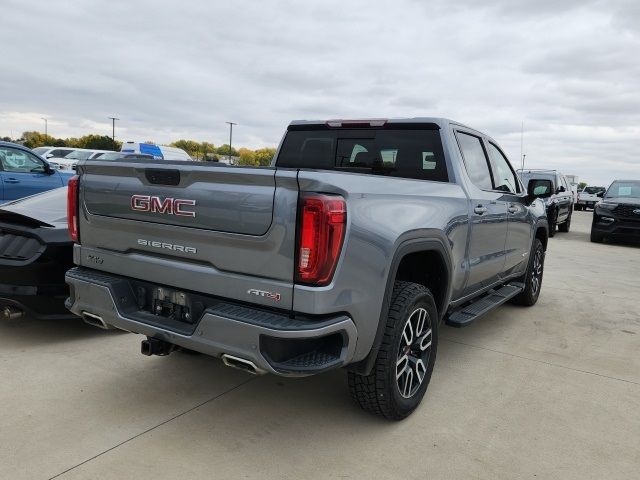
xmin=130 ymin=195 xmax=196 ymax=217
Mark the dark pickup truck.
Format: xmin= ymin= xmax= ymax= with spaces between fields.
xmin=65 ymin=118 xmax=550 ymax=419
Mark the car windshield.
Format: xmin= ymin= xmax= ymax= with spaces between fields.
xmin=64 ymin=151 xmax=93 ymax=160
xmin=518 ymin=172 xmax=555 ymax=188
xmin=32 ymin=147 xmax=48 ymax=155
xmin=583 ymin=187 xmax=604 ymax=194
xmin=605 ymin=181 xmax=640 ymax=199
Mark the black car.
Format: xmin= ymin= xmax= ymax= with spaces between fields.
xmin=0 ymin=188 xmax=74 ymax=320
xmin=518 ymin=169 xmax=574 ymax=237
xmin=591 ymin=180 xmax=640 ymax=243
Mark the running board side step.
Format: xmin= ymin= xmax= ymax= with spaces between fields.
xmin=445 ymin=283 xmax=524 ymax=328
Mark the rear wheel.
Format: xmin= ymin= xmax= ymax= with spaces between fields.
xmin=348 ymin=281 xmax=438 ymax=420
xmin=511 ymin=238 xmax=545 ymax=306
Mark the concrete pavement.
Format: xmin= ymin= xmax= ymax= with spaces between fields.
xmin=1 ymin=211 xmax=638 ymax=479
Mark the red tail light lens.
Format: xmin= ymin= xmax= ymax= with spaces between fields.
xmin=297 ymin=194 xmax=346 ymax=286
xmin=67 ymin=175 xmax=79 ymax=242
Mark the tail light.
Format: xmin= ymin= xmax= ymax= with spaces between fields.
xmin=67 ymin=175 xmax=79 ymax=242
xmin=297 ymin=193 xmax=347 ymax=286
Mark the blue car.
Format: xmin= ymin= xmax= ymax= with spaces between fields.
xmin=0 ymin=141 xmax=74 ymax=203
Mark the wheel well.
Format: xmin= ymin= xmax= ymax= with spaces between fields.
xmin=535 ymin=227 xmax=548 ymax=250
xmin=394 ymin=250 xmax=448 ymax=315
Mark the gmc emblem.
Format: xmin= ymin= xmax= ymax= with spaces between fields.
xmin=131 ymin=195 xmax=196 ymax=217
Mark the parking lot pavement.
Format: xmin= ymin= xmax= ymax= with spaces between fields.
xmin=1 ymin=211 xmax=638 ymax=480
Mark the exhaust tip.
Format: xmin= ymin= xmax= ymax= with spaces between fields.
xmin=1 ymin=306 xmax=25 ymax=321
xmin=221 ymin=354 xmax=264 ymax=375
xmin=81 ymin=311 xmax=111 ymax=329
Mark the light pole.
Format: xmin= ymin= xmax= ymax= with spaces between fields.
xmin=108 ymin=117 xmax=119 ymax=143
xmin=41 ymin=117 xmax=48 ymax=137
xmin=226 ymin=121 xmax=237 ymax=161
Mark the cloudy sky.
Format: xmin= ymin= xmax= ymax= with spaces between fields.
xmin=1 ymin=0 xmax=638 ymax=184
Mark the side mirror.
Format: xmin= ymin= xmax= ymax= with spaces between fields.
xmin=528 ymin=179 xmax=553 ymax=201
xmin=556 ymin=185 xmax=566 ymax=193
xmin=45 ymin=153 xmax=54 ymax=159
xmin=596 ymin=191 xmax=605 ymax=198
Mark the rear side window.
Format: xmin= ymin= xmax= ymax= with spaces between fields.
xmin=277 ymin=128 xmax=448 ymax=182
xmin=456 ymin=132 xmax=492 ymax=190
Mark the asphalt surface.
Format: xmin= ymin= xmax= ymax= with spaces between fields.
xmin=1 ymin=210 xmax=638 ymax=480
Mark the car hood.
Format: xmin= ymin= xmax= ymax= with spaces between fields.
xmin=0 ymin=187 xmax=67 ymax=228
xmin=602 ymin=197 xmax=640 ymax=206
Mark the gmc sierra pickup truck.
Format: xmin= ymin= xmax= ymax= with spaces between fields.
xmin=65 ymin=118 xmax=551 ymax=420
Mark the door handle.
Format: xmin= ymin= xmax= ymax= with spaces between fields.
xmin=474 ymin=205 xmax=488 ymax=215
xmin=508 ymin=205 xmax=519 ymax=214
xmin=4 ymin=178 xmax=19 ymax=184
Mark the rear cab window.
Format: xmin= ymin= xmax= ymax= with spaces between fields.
xmin=276 ymin=125 xmax=449 ymax=182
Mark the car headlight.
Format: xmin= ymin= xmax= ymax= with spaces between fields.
xmin=598 ymin=202 xmax=617 ymax=210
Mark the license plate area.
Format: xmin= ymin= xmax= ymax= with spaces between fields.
xmin=134 ymin=284 xmax=203 ymax=325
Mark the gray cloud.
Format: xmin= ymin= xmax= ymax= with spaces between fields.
xmin=0 ymin=0 xmax=638 ymax=184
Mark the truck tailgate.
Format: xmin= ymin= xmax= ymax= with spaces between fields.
xmin=76 ymin=160 xmax=298 ymax=309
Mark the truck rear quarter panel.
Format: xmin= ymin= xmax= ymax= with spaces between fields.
xmin=294 ymin=171 xmax=468 ymax=362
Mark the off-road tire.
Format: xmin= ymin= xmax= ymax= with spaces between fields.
xmin=511 ymin=238 xmax=545 ymax=306
xmin=348 ymin=281 xmax=438 ymax=421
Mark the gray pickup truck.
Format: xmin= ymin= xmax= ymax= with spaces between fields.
xmin=65 ymin=118 xmax=551 ymax=420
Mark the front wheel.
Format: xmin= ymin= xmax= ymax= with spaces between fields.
xmin=348 ymin=281 xmax=438 ymax=420
xmin=548 ymin=210 xmax=557 ymax=237
xmin=511 ymin=238 xmax=545 ymax=306
xmin=559 ymin=212 xmax=571 ymax=232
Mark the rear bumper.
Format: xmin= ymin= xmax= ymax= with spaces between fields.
xmin=65 ymin=267 xmax=357 ymax=376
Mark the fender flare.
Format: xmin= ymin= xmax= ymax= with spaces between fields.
xmin=348 ymin=230 xmax=453 ymax=376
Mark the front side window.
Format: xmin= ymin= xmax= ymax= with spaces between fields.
xmin=0 ymin=147 xmax=46 ymax=173
xmin=486 ymin=142 xmax=519 ymax=193
xmin=277 ymin=128 xmax=448 ymax=182
xmin=456 ymin=132 xmax=492 ymax=190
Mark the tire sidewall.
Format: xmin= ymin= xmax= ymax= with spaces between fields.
xmin=525 ymin=239 xmax=545 ymax=303
xmin=387 ymin=289 xmax=438 ymax=416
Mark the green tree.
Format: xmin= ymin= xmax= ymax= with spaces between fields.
xmin=216 ymin=144 xmax=239 ymax=157
xmin=577 ymin=182 xmax=587 ymax=190
xmin=22 ymin=131 xmax=68 ymax=149
xmin=254 ymin=147 xmax=276 ymax=166
xmin=71 ymin=134 xmax=120 ymax=151
xmin=171 ymin=139 xmax=203 ymax=159
xmin=237 ymin=147 xmax=257 ymax=166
